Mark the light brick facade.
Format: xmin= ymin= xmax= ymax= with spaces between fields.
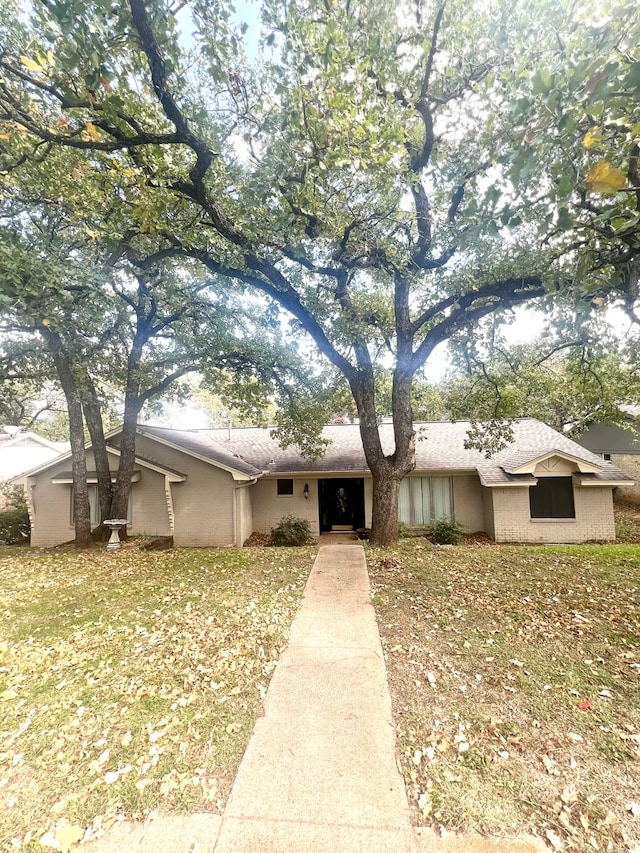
xmin=489 ymin=484 xmax=615 ymax=543
xmin=19 ymin=419 xmax=625 ymax=547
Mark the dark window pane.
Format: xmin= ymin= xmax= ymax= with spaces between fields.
xmin=529 ymin=477 xmax=575 ymax=519
xmin=277 ymin=479 xmax=294 ymax=495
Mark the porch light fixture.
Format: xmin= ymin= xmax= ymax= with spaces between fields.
xmin=303 ymin=483 xmax=309 ymax=500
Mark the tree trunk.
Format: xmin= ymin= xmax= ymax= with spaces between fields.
xmin=68 ymin=399 xmax=93 ymax=547
xmin=82 ymin=391 xmax=113 ymax=524
xmin=110 ymin=403 xmax=139 ymax=522
xmin=110 ymin=334 xmax=146 ymax=525
xmin=40 ymin=328 xmax=92 ymax=546
xmin=369 ymin=469 xmax=401 ymax=546
xmin=351 ymin=369 xmax=416 ymax=547
xmin=82 ymin=385 xmax=113 ymax=541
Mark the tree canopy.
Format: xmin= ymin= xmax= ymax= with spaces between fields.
xmin=1 ymin=0 xmax=638 ymax=543
xmin=443 ymin=334 xmax=640 ymax=435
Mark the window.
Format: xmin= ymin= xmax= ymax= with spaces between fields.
xmin=399 ymin=477 xmax=453 ymax=525
xmin=529 ymin=477 xmax=575 ymax=519
xmin=602 ymin=453 xmax=611 ymax=461
xmin=71 ymin=485 xmax=132 ymax=524
xmin=277 ymin=478 xmax=294 ymax=496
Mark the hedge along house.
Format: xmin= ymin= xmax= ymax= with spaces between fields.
xmin=15 ymin=418 xmax=632 ymax=548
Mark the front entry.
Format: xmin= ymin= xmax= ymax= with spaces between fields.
xmin=318 ymin=478 xmax=365 ymax=532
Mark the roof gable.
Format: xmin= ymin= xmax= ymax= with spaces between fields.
xmin=501 ymin=449 xmax=603 ymax=475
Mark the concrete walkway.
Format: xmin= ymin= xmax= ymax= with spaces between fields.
xmin=85 ymin=544 xmax=547 ymax=853
xmin=212 ymin=543 xmax=416 ymax=852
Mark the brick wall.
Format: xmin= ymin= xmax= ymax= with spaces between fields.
xmin=452 ymin=475 xmax=485 ymax=532
xmin=252 ymin=477 xmax=321 ymax=536
xmin=491 ymin=485 xmax=615 ymax=543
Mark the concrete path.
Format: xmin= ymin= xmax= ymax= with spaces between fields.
xmin=212 ymin=543 xmax=417 ymax=852
xmin=84 ymin=544 xmax=547 ymax=853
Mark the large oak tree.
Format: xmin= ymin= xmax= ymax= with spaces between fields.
xmin=1 ymin=0 xmax=637 ymax=543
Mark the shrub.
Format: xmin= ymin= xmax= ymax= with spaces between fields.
xmin=0 ymin=481 xmax=27 ymax=511
xmin=429 ymin=516 xmax=464 ymax=545
xmin=270 ymin=515 xmax=312 ymax=546
xmin=0 ymin=505 xmax=30 ymax=545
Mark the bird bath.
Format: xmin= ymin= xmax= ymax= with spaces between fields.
xmin=104 ymin=519 xmax=128 ymax=550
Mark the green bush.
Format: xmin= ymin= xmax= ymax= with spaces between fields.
xmin=0 ymin=481 xmax=27 ymax=510
xmin=429 ymin=516 xmax=464 ymax=545
xmin=0 ymin=505 xmax=30 ymax=545
xmin=270 ymin=515 xmax=312 ymax=546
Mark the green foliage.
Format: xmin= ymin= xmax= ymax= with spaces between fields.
xmin=270 ymin=515 xmax=312 ymax=547
xmin=500 ymin=0 xmax=640 ymax=297
xmin=0 ymin=481 xmax=27 ymax=511
xmin=0 ymin=482 xmax=30 ymax=546
xmin=443 ymin=335 xmax=640 ymax=437
xmin=429 ymin=516 xmax=464 ymax=546
xmin=0 ymin=505 xmax=30 ymax=544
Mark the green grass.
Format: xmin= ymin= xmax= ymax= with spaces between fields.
xmin=0 ymin=544 xmax=314 ymax=851
xmin=369 ymin=540 xmax=640 ymax=850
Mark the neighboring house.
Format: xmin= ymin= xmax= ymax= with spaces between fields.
xmin=0 ymin=431 xmax=68 ymax=507
xmin=575 ymin=421 xmax=640 ymax=503
xmin=15 ymin=418 xmax=632 ymax=547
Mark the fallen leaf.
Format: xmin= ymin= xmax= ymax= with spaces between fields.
xmin=545 ymin=827 xmax=564 ymax=850
xmin=1 ymin=688 xmax=18 ymax=700
xmin=41 ymin=820 xmax=84 ymax=852
xmin=561 ymin=783 xmax=578 ymax=805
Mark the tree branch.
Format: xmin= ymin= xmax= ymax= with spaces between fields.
xmin=128 ymin=0 xmax=216 ymax=184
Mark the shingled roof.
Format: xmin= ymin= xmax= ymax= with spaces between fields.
xmin=137 ymin=418 xmax=630 ymax=485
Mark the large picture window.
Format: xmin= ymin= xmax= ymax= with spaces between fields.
xmin=399 ymin=477 xmax=453 ymax=525
xmin=529 ymin=477 xmax=575 ymax=519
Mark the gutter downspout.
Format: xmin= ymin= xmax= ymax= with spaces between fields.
xmin=233 ymin=477 xmax=258 ymax=547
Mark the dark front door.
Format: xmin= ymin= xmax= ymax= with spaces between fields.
xmin=318 ymin=478 xmax=365 ymax=532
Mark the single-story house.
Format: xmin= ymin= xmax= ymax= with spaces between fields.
xmin=15 ymin=418 xmax=632 ymax=547
xmin=575 ymin=420 xmax=640 ymax=504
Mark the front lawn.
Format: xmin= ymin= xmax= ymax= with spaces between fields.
xmin=0 ymin=545 xmax=313 ymax=851
xmin=369 ymin=542 xmax=640 ymax=853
